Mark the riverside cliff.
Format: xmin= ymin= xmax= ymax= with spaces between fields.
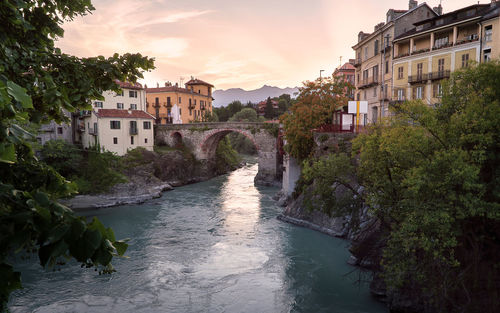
xmin=63 ymin=147 xmax=240 ymax=210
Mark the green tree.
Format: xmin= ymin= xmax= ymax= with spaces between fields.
xmin=264 ymin=97 xmax=274 ymax=119
xmin=281 ymin=77 xmax=349 ymax=160
xmin=229 ymin=107 xmax=259 ymax=122
xmin=0 ymin=0 xmax=154 ymax=309
xmin=40 ymin=140 xmax=83 ymax=178
xmin=305 ymin=62 xmax=500 ymax=311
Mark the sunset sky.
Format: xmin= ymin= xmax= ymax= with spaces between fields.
xmin=57 ymin=0 xmax=489 ymax=91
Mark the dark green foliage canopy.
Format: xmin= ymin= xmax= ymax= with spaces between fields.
xmin=0 ymin=0 xmax=155 ymax=309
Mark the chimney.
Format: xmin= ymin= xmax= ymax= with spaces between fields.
xmin=409 ymin=0 xmax=418 ymax=10
xmin=144 ymin=84 xmax=148 ymax=88
xmin=156 ymin=82 xmax=159 ymax=88
xmin=165 ymin=82 xmax=168 ymax=87
xmin=433 ymin=4 xmax=443 ymax=15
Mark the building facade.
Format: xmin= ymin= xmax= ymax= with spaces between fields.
xmin=352 ymin=1 xmax=438 ymax=124
xmin=145 ymin=78 xmax=214 ymax=124
xmin=333 ymin=59 xmax=356 ymax=99
xmin=36 ymin=110 xmax=73 ymax=145
xmin=392 ymin=2 xmax=499 ymax=106
xmin=74 ymin=81 xmax=154 ymax=156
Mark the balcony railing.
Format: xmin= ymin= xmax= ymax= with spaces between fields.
xmin=429 ymin=70 xmax=451 ymax=81
xmin=380 ymin=45 xmax=391 ymax=54
xmin=88 ymin=127 xmax=97 ymax=135
xmin=353 ymin=58 xmax=362 ymax=67
xmin=358 ymin=76 xmax=379 ymax=89
xmin=412 ymin=48 xmax=430 ymax=55
xmin=408 ymin=73 xmax=429 ymax=84
xmin=130 ymin=127 xmax=138 ymax=135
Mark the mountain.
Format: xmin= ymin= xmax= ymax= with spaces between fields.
xmin=212 ymin=85 xmax=299 ymax=107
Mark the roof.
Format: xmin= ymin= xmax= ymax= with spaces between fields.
xmin=334 ymin=62 xmax=356 ymax=73
xmin=395 ymin=4 xmax=492 ymax=41
xmin=95 ymin=109 xmax=155 ymax=119
xmin=115 ymin=80 xmax=144 ymax=90
xmin=146 ymin=86 xmax=190 ymax=93
xmin=185 ymin=78 xmax=214 ymax=88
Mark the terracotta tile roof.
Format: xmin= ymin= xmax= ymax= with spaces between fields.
xmin=115 ymin=80 xmax=144 ymax=90
xmin=95 ymin=109 xmax=155 ymax=119
xmin=145 ymin=86 xmax=190 ymax=93
xmin=185 ymin=78 xmax=214 ymax=88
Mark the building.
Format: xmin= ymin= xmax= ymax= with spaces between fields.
xmin=332 ymin=59 xmax=356 ymax=99
xmin=73 ymin=81 xmax=155 ymax=156
xmin=145 ymin=78 xmax=214 ymax=124
xmin=36 ymin=110 xmax=73 ymax=145
xmin=352 ymin=0 xmax=438 ymax=124
xmin=257 ymin=99 xmax=279 ymax=116
xmin=392 ymin=1 xmax=500 ymax=106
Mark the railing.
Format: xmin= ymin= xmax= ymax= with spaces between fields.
xmin=394 ymin=52 xmax=410 ymax=59
xmin=408 ymin=73 xmax=429 ymax=84
xmin=379 ymin=93 xmax=390 ymax=101
xmin=130 ymin=127 xmax=138 ymax=135
xmin=88 ymin=127 xmax=97 ymax=135
xmin=358 ymin=76 xmax=379 ymax=89
xmin=353 ymin=58 xmax=362 ymax=67
xmin=455 ymin=34 xmax=479 ymax=45
xmin=429 ymin=70 xmax=450 ymax=80
xmin=380 ymin=45 xmax=391 ymax=54
xmin=412 ymin=48 xmax=430 ymax=55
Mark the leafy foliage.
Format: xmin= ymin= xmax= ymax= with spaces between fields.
xmin=215 ymin=137 xmax=241 ymax=173
xmin=352 ymin=62 xmax=500 ymax=311
xmin=40 ymin=140 xmax=83 ymax=178
xmin=0 ymin=0 xmax=154 ymax=309
xmin=281 ymin=77 xmax=350 ymax=160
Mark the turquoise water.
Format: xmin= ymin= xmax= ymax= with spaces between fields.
xmin=9 ymin=163 xmax=387 ymax=313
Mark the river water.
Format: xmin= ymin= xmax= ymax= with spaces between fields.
xmin=10 ymin=163 xmax=387 ymax=313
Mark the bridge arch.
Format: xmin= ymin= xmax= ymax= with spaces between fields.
xmin=171 ymin=131 xmax=183 ymax=147
xmin=155 ymin=122 xmax=280 ymax=185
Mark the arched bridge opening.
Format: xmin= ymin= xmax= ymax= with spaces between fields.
xmin=155 ymin=123 xmax=280 ymax=186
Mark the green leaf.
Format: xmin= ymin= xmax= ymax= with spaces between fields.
xmin=113 ymin=241 xmax=128 ymax=256
xmin=7 ymin=81 xmax=33 ymax=109
xmin=0 ymin=143 xmax=16 ymax=164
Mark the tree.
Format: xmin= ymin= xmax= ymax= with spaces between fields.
xmin=0 ymin=0 xmax=154 ymax=309
xmin=280 ymin=77 xmax=349 ymax=160
xmin=264 ymin=97 xmax=274 ymax=119
xmin=356 ymin=62 xmax=500 ymax=311
xmin=229 ymin=107 xmax=259 ymax=122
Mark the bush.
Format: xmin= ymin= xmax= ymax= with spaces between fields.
xmin=40 ymin=140 xmax=83 ymax=178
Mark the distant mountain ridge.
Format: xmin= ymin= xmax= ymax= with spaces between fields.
xmin=213 ymin=85 xmax=299 ymax=107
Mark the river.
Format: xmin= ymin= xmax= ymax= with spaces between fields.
xmin=9 ymin=162 xmax=388 ymax=313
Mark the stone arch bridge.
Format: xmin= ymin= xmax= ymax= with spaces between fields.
xmin=155 ymin=122 xmax=281 ymax=185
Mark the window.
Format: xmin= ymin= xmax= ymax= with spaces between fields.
xmin=414 ymin=86 xmax=424 ymax=99
xmin=143 ymin=121 xmax=151 ymax=129
xmin=373 ymin=65 xmax=379 ymax=82
xmin=363 ymin=70 xmax=369 ymax=84
xmin=194 ymin=99 xmax=197 ymax=105
xmin=117 ymin=103 xmax=124 ymax=109
xmin=189 ymin=99 xmax=192 ymax=106
xmin=179 ymin=108 xmax=182 ymax=115
xmin=94 ymin=101 xmax=103 ymax=108
xmin=434 ymin=36 xmax=449 ymax=49
xmin=398 ymin=66 xmax=403 ymax=79
xmin=145 ymin=138 xmax=148 ymax=144
xmin=129 ymin=90 xmax=137 ymax=98
xmin=130 ymin=103 xmax=137 ymax=110
xmin=167 ymin=97 xmax=171 ymax=106
xmin=57 ymin=127 xmax=63 ymax=134
xmin=461 ymin=54 xmax=469 ymax=68
xmin=131 ymin=136 xmax=134 ymax=145
xmin=433 ymin=84 xmax=443 ymax=98
xmin=417 ymin=63 xmax=423 ymax=79
xmin=93 ymin=122 xmax=97 ymax=133
xmin=374 ymin=40 xmax=379 ymax=56
xmin=113 ymin=137 xmax=118 ymax=144
xmin=110 ymin=121 xmax=121 ymax=129
xmin=363 ymin=90 xmax=367 ymax=100
xmin=485 ymin=25 xmax=492 ymax=42
xmin=373 ymin=87 xmax=377 ymax=97
xmin=155 ymin=97 xmax=159 ymax=105
xmin=198 ymin=90 xmax=201 ymax=94
xmin=385 ymin=61 xmax=389 ymax=74
xmin=438 ymin=58 xmax=445 ymax=73
xmin=179 ymin=97 xmax=182 ymax=103
xmin=364 ymin=47 xmax=368 ymax=60
xmin=484 ymin=48 xmax=491 ymax=62
xmin=357 ymin=74 xmax=360 ymax=85
xmin=397 ymin=89 xmax=405 ymax=101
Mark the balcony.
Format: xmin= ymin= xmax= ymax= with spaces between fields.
xmin=412 ymin=48 xmax=430 ymax=55
xmin=353 ymin=58 xmax=362 ymax=67
xmin=358 ymin=76 xmax=379 ymax=89
xmin=455 ymin=34 xmax=479 ymax=46
xmin=379 ymin=93 xmax=390 ymax=101
xmin=88 ymin=127 xmax=97 ymax=135
xmin=77 ymin=124 xmax=85 ymax=132
xmin=429 ymin=70 xmax=450 ymax=81
xmin=130 ymin=127 xmax=138 ymax=135
xmin=188 ymin=103 xmax=195 ymax=109
xmin=389 ymin=96 xmax=406 ymax=107
xmin=394 ymin=52 xmax=410 ymax=59
xmin=408 ymin=73 xmax=429 ymax=84
xmin=380 ymin=45 xmax=391 ymax=54
xmin=164 ymin=101 xmax=172 ymax=108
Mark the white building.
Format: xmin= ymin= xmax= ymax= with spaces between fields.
xmin=74 ymin=81 xmax=155 ymax=156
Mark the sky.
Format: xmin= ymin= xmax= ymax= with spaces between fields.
xmin=56 ymin=0 xmax=490 ymax=91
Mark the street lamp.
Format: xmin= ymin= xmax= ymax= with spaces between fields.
xmin=319 ymin=69 xmax=325 ymax=87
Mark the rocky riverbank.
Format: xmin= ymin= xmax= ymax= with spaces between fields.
xmin=62 ymin=148 xmax=236 ymax=211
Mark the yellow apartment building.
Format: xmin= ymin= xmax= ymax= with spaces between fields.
xmin=145 ymin=78 xmax=214 ymax=125
xmin=352 ymin=0 xmax=438 ymax=124
xmin=392 ymin=2 xmax=500 ymax=106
